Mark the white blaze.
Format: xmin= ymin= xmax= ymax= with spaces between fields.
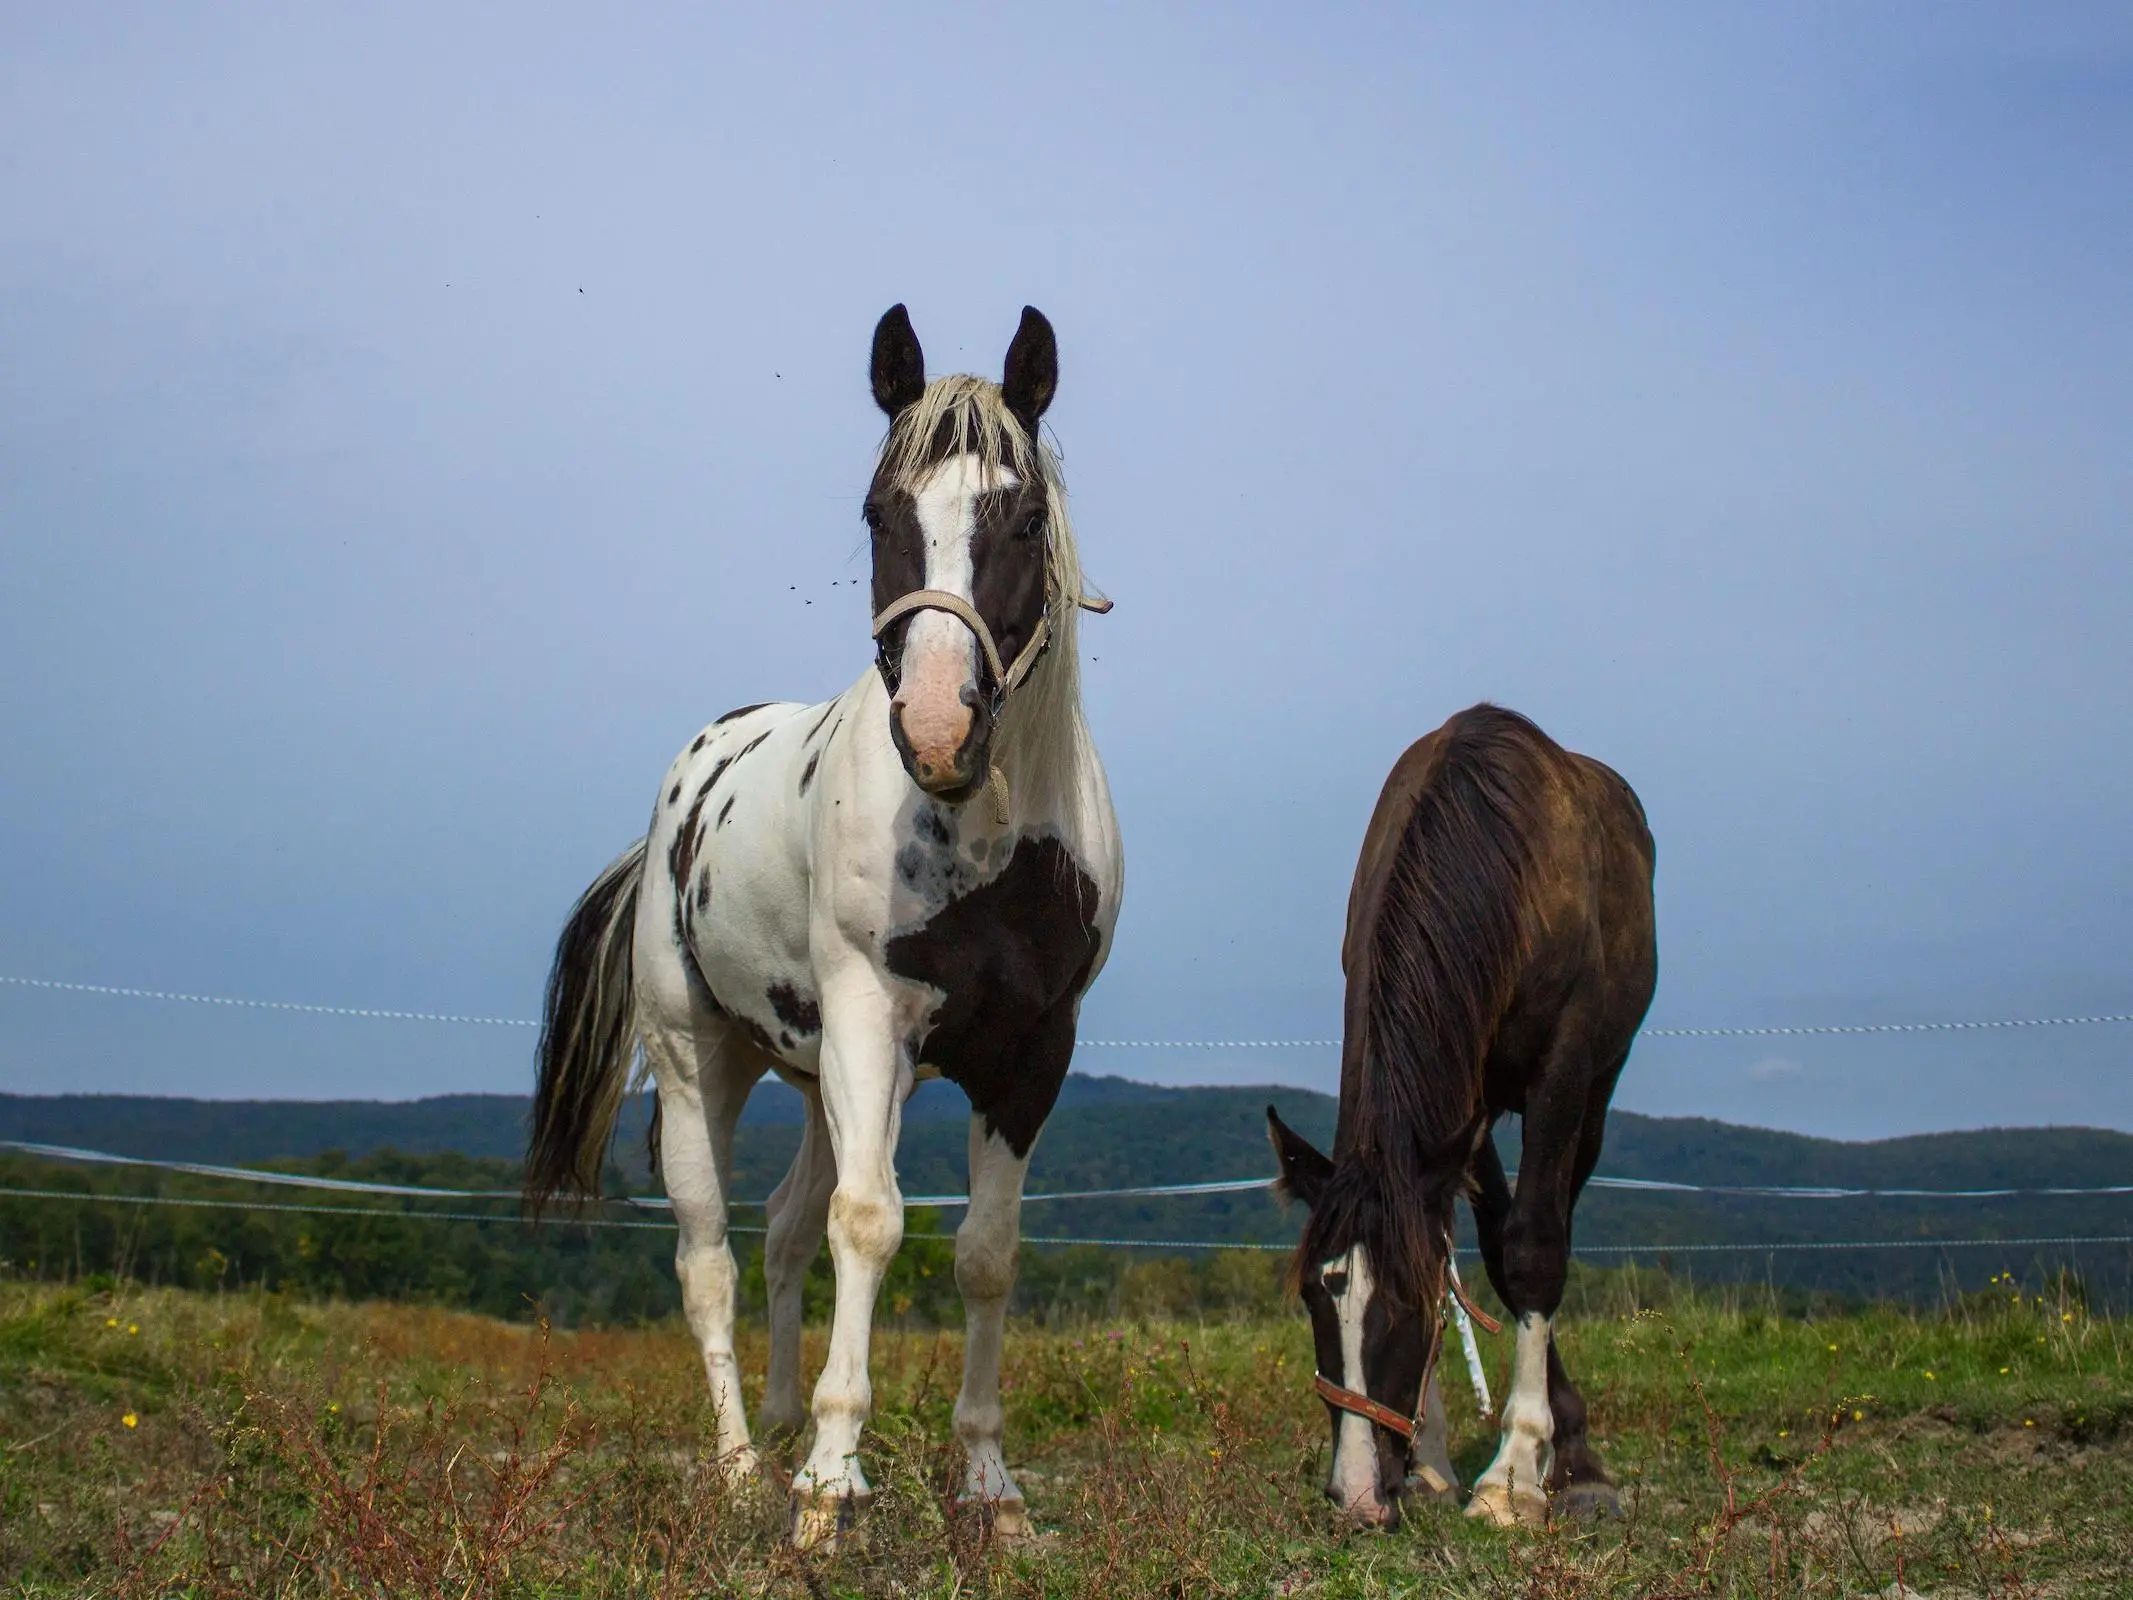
xmin=1325 ymin=1244 xmax=1385 ymax=1515
xmin=894 ymin=456 xmax=1018 ymax=767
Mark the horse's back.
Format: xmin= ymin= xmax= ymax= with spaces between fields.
xmin=1342 ymin=703 xmax=1656 ymax=1073
xmin=635 ymin=695 xmax=830 ymax=1057
xmin=1342 ymin=705 xmax=1576 ymax=964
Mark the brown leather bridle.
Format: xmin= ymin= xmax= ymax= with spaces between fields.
xmin=1312 ymin=1267 xmax=1502 ymax=1443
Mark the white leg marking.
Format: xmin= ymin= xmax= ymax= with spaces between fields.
xmin=1325 ymin=1245 xmax=1389 ymax=1522
xmin=1468 ymin=1311 xmax=1555 ymax=1528
xmin=1409 ymin=1373 xmax=1459 ymax=1500
xmin=760 ymin=1080 xmax=835 ymax=1437
xmin=646 ymin=1019 xmax=763 ymax=1483
xmin=955 ymin=1121 xmax=1030 ymax=1533
xmin=790 ymin=977 xmax=907 ymax=1546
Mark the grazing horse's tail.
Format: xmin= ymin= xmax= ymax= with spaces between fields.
xmin=525 ymin=840 xmax=646 ymax=1216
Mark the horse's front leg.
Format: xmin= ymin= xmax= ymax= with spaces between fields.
xmin=1468 ymin=1076 xmax=1585 ymax=1530
xmin=954 ymin=1116 xmax=1032 ymax=1535
xmin=790 ymin=971 xmax=909 ymax=1549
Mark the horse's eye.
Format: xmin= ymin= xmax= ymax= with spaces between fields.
xmin=1017 ymin=511 xmax=1045 ymax=542
xmin=863 ymin=503 xmax=884 ymax=533
xmin=1323 ymin=1271 xmax=1349 ymax=1298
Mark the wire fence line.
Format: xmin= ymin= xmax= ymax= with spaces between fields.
xmin=5 ymin=973 xmax=2132 ymax=1045
xmin=0 ymin=975 xmax=538 ymax=1029
xmin=10 ymin=1140 xmax=2133 ymax=1209
xmin=4 ymin=1187 xmax=2129 ymax=1260
xmin=7 ymin=978 xmax=2131 ymax=1261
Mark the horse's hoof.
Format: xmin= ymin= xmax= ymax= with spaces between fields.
xmin=715 ymin=1445 xmax=761 ymax=1489
xmin=1465 ymin=1481 xmax=1548 ymax=1530
xmin=959 ymin=1493 xmax=1030 ymax=1541
xmin=1557 ymin=1481 xmax=1622 ymax=1521
xmin=789 ymin=1488 xmax=871 ymax=1552
xmin=1406 ymin=1464 xmax=1460 ymax=1504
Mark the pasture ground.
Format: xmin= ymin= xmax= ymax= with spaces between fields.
xmin=1 ymin=1271 xmax=2127 ymax=1597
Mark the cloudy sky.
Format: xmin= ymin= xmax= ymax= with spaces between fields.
xmin=2 ymin=5 xmax=2129 ymax=1138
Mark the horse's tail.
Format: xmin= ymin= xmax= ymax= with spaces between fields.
xmin=525 ymin=840 xmax=647 ymax=1216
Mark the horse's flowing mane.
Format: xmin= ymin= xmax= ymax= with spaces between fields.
xmin=1295 ymin=706 xmax=1557 ymax=1311
xmin=877 ymin=374 xmax=1095 ymax=843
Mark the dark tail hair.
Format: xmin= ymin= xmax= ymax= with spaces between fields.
xmin=525 ymin=841 xmax=646 ymax=1216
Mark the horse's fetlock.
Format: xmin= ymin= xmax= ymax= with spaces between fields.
xmin=953 ymin=1399 xmax=1006 ymax=1445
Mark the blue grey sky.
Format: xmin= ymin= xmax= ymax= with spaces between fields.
xmin=2 ymin=5 xmax=2129 ymax=1138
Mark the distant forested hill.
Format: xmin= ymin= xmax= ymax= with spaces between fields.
xmin=3 ymin=1080 xmax=2129 ymax=1307
xmin=5 ymin=1077 xmax=2128 ymax=1193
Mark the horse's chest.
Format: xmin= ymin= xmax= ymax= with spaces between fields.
xmin=884 ymin=832 xmax=1102 ymax=1077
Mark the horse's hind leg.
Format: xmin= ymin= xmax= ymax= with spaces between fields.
xmin=1545 ymin=1071 xmax=1627 ymax=1518
xmin=954 ymin=1116 xmax=1034 ymax=1536
xmin=760 ymin=1077 xmax=836 ymax=1438
xmin=645 ymin=1002 xmax=768 ymax=1481
xmin=1408 ymin=1374 xmax=1459 ymax=1501
xmin=1544 ymin=1339 xmax=1614 ymax=1516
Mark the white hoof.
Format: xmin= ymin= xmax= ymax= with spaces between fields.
xmin=958 ymin=1493 xmax=1030 ymax=1541
xmin=714 ymin=1444 xmax=761 ymax=1488
xmin=789 ymin=1487 xmax=871 ymax=1552
xmin=1465 ymin=1479 xmax=1548 ymax=1529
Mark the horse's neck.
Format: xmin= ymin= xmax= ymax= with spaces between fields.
xmin=995 ymin=687 xmax=1104 ymax=848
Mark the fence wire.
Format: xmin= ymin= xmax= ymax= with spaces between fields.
xmin=4 ymin=1185 xmax=2130 ymax=1259
xmin=6 ymin=972 xmax=2132 ymax=1045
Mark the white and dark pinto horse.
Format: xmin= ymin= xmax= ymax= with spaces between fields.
xmin=1268 ymin=704 xmax=1656 ymax=1530
xmin=525 ymin=306 xmax=1121 ymax=1547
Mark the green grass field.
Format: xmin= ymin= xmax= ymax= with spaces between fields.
xmin=2 ymin=1269 xmax=2127 ymax=1597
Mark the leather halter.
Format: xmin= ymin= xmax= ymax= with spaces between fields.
xmin=1314 ymin=1371 xmax=1428 ymax=1441
xmin=1312 ymin=1267 xmax=1502 ymax=1443
xmin=872 ymin=588 xmax=1112 ymax=710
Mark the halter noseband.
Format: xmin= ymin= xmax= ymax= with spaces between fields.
xmin=1312 ymin=1257 xmax=1502 ymax=1446
xmin=871 ymin=588 xmax=1112 ymax=713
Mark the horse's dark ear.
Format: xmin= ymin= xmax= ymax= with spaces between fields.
xmin=871 ymin=304 xmax=927 ymax=418
xmin=1267 ymin=1106 xmax=1333 ymax=1208
xmin=1001 ymin=306 xmax=1057 ymax=436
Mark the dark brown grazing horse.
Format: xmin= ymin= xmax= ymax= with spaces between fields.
xmin=1267 ymin=703 xmax=1656 ymax=1530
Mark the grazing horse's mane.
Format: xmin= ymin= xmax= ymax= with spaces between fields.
xmin=877 ymin=374 xmax=1094 ymax=840
xmin=1294 ymin=705 xmax=1557 ymax=1312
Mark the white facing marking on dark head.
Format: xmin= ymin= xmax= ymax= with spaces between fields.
xmin=1324 ymin=1243 xmax=1384 ymax=1516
